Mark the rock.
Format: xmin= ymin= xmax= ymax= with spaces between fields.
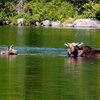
xmin=35 ymin=22 xmax=40 ymax=26
xmin=62 ymin=22 xmax=73 ymax=27
xmin=51 ymin=21 xmax=61 ymax=27
xmin=17 ymin=18 xmax=24 ymax=26
xmin=66 ymin=24 xmax=73 ymax=27
xmin=62 ymin=22 xmax=66 ymax=27
xmin=41 ymin=20 xmax=51 ymax=26
xmin=73 ymin=19 xmax=100 ymax=28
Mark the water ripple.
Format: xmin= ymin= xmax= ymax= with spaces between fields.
xmin=0 ymin=46 xmax=67 ymax=56
xmin=18 ymin=47 xmax=67 ymax=56
xmin=17 ymin=46 xmax=66 ymax=51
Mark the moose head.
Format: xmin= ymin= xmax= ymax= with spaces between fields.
xmin=64 ymin=42 xmax=83 ymax=57
xmin=7 ymin=45 xmax=18 ymax=55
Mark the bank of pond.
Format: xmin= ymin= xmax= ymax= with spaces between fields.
xmin=1 ymin=19 xmax=100 ymax=29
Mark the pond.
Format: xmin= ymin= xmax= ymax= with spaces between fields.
xmin=0 ymin=26 xmax=100 ymax=100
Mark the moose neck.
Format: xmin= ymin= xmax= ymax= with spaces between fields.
xmin=72 ymin=49 xmax=78 ymax=57
xmin=72 ymin=46 xmax=83 ymax=57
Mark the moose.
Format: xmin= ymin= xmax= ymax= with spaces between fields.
xmin=64 ymin=42 xmax=100 ymax=58
xmin=0 ymin=45 xmax=18 ymax=55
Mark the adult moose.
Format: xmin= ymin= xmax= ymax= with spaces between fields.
xmin=0 ymin=45 xmax=18 ymax=55
xmin=64 ymin=42 xmax=100 ymax=58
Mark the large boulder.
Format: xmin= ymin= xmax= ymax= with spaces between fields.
xmin=41 ymin=20 xmax=51 ymax=26
xmin=73 ymin=19 xmax=100 ymax=28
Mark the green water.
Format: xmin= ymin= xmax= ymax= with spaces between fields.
xmin=0 ymin=26 xmax=100 ymax=100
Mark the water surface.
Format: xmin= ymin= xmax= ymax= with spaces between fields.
xmin=0 ymin=26 xmax=100 ymax=100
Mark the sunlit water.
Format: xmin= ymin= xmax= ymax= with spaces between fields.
xmin=0 ymin=26 xmax=100 ymax=100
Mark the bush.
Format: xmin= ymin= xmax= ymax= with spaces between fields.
xmin=39 ymin=2 xmax=77 ymax=22
xmin=60 ymin=2 xmax=77 ymax=21
xmin=95 ymin=10 xmax=100 ymax=20
xmin=0 ymin=1 xmax=100 ymax=25
xmin=78 ymin=2 xmax=100 ymax=19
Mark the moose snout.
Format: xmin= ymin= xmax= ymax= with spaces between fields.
xmin=67 ymin=49 xmax=71 ymax=56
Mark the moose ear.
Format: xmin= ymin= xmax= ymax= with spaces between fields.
xmin=78 ymin=42 xmax=83 ymax=46
xmin=64 ymin=43 xmax=70 ymax=47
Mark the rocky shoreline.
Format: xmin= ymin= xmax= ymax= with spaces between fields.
xmin=41 ymin=19 xmax=100 ymax=28
xmin=2 ymin=18 xmax=100 ymax=29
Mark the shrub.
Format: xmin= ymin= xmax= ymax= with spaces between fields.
xmin=0 ymin=1 xmax=100 ymax=25
xmin=79 ymin=1 xmax=100 ymax=19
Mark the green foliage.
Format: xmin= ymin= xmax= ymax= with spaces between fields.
xmin=42 ymin=2 xmax=61 ymax=21
xmin=95 ymin=9 xmax=100 ymax=20
xmin=93 ymin=4 xmax=100 ymax=20
xmin=60 ymin=2 xmax=77 ymax=21
xmin=0 ymin=0 xmax=100 ymax=25
xmin=78 ymin=1 xmax=100 ymax=19
xmin=81 ymin=1 xmax=95 ymax=18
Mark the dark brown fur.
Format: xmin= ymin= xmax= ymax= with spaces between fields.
xmin=77 ymin=46 xmax=100 ymax=58
xmin=65 ymin=43 xmax=100 ymax=58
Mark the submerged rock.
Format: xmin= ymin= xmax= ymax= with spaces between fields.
xmin=73 ymin=19 xmax=100 ymax=28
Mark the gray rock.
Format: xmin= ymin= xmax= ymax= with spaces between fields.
xmin=51 ymin=21 xmax=61 ymax=27
xmin=62 ymin=22 xmax=73 ymax=27
xmin=41 ymin=20 xmax=51 ymax=26
xmin=36 ymin=22 xmax=40 ymax=26
xmin=73 ymin=19 xmax=100 ymax=28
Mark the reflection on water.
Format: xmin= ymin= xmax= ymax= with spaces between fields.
xmin=0 ymin=26 xmax=100 ymax=100
xmin=0 ymin=55 xmax=17 ymax=61
xmin=0 ymin=50 xmax=100 ymax=100
xmin=65 ymin=56 xmax=100 ymax=100
xmin=66 ymin=56 xmax=100 ymax=67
